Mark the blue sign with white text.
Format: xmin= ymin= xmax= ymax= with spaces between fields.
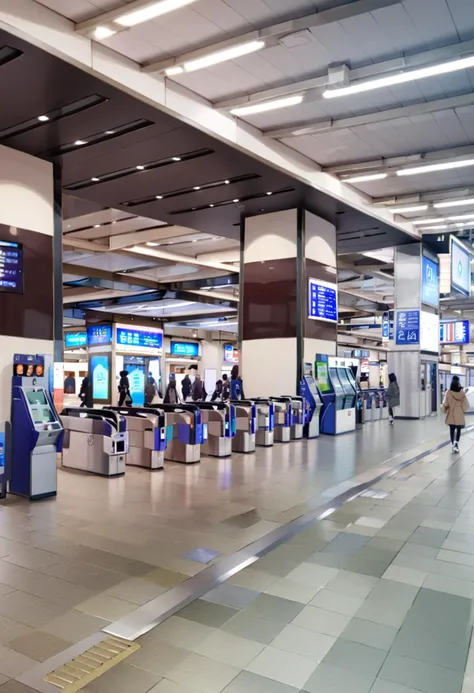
xmin=65 ymin=332 xmax=87 ymax=349
xmin=91 ymin=355 xmax=109 ymax=400
xmin=382 ymin=312 xmax=390 ymax=340
xmin=308 ymin=279 xmax=337 ymax=322
xmin=396 ymin=310 xmax=420 ymax=345
xmin=117 ymin=328 xmax=163 ymax=350
xmin=421 ymin=255 xmax=439 ymax=307
xmin=87 ymin=325 xmax=112 ymax=346
xmin=170 ymin=341 xmax=199 ymax=357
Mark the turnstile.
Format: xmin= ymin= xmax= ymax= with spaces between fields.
xmin=150 ymin=404 xmax=206 ymax=464
xmin=253 ymin=399 xmax=274 ymax=447
xmin=231 ymin=400 xmax=256 ymax=453
xmin=60 ymin=408 xmax=128 ymax=477
xmin=108 ymin=407 xmax=166 ymax=470
xmin=282 ymin=395 xmax=304 ymax=440
xmin=197 ymin=402 xmax=236 ymax=458
xmin=271 ymin=397 xmax=292 ymax=443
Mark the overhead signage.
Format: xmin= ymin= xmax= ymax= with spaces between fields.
xmin=224 ymin=344 xmax=239 ymax=363
xmin=308 ymin=278 xmax=337 ymax=323
xmin=382 ymin=312 xmax=390 ymax=340
xmin=451 ymin=237 xmax=471 ymax=297
xmin=64 ymin=332 xmax=87 ymax=349
xmin=0 ymin=240 xmax=23 ymax=294
xmin=91 ymin=355 xmax=109 ymax=401
xmin=396 ymin=309 xmax=420 ymax=345
xmin=170 ymin=341 xmax=199 ymax=357
xmin=116 ymin=327 xmax=163 ymax=352
xmin=87 ymin=325 xmax=112 ymax=346
xmin=421 ymin=254 xmax=439 ymax=307
xmin=440 ymin=320 xmax=470 ymax=345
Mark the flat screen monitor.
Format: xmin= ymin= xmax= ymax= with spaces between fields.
xmin=329 ymin=367 xmax=344 ymax=395
xmin=0 ymin=240 xmax=23 ymax=294
xmin=26 ymin=390 xmax=47 ymax=406
xmin=451 ymin=237 xmax=471 ymax=297
xmin=338 ymin=368 xmax=354 ymax=394
xmin=32 ymin=408 xmax=55 ymax=424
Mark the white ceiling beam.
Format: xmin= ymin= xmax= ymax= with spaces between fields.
xmin=215 ymin=38 xmax=474 ymax=110
xmin=125 ymin=245 xmax=239 ymax=274
xmin=108 ymin=225 xmax=192 ymax=249
xmin=62 ymin=238 xmax=109 ymax=253
xmin=142 ymin=0 xmax=403 ymax=73
xmin=185 ymin=289 xmax=239 ymax=303
xmin=264 ymin=92 xmax=474 ymax=138
xmin=372 ymin=187 xmax=474 ymax=206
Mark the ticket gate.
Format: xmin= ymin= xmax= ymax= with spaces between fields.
xmin=196 ymin=402 xmax=236 ymax=458
xmin=271 ymin=397 xmax=292 ymax=443
xmin=282 ymin=396 xmax=304 ymax=440
xmin=253 ymin=399 xmax=274 ymax=447
xmin=150 ymin=404 xmax=207 ymax=464
xmin=231 ymin=400 xmax=256 ymax=453
xmin=108 ymin=407 xmax=166 ymax=470
xmin=60 ymin=408 xmax=128 ymax=477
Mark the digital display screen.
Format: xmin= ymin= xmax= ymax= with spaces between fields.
xmin=308 ymin=278 xmax=337 ymax=323
xmin=33 ymin=408 xmax=55 ymax=424
xmin=128 ymin=365 xmax=145 ymax=406
xmin=0 ymin=240 xmax=23 ymax=294
xmin=421 ymin=254 xmax=439 ymax=307
xmin=65 ymin=332 xmax=87 ymax=349
xmin=451 ymin=237 xmax=471 ymax=297
xmin=224 ymin=344 xmax=239 ymax=363
xmin=117 ymin=328 xmax=163 ymax=351
xmin=170 ymin=341 xmax=199 ymax=357
xmin=27 ymin=391 xmax=47 ymax=406
xmin=396 ymin=310 xmax=420 ymax=345
xmin=87 ymin=325 xmax=112 ymax=346
xmin=91 ymin=355 xmax=109 ymax=400
xmin=440 ymin=320 xmax=470 ymax=344
xmin=329 ymin=367 xmax=344 ymax=394
xmin=338 ymin=368 xmax=353 ymax=393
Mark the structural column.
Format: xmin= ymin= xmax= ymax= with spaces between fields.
xmin=0 ymin=145 xmax=55 ymax=421
xmin=241 ymin=208 xmax=337 ymax=397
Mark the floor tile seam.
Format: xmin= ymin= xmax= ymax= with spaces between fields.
xmin=14 ymin=426 xmax=474 ymax=693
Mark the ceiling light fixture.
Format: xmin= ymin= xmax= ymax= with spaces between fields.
xmin=172 ymin=156 xmax=181 ymax=161
xmin=419 ymin=224 xmax=449 ymax=231
xmin=344 ymin=173 xmax=388 ymax=183
xmin=446 ymin=213 xmax=474 ymax=221
xmin=165 ymin=66 xmax=184 ymax=76
xmin=136 ymin=165 xmax=145 ymax=170
xmin=91 ymin=177 xmax=100 ymax=182
xmin=183 ymin=40 xmax=265 ymax=73
xmin=230 ymin=94 xmax=303 ymax=116
xmin=323 ymin=56 xmax=474 ymax=99
xmin=397 ymin=159 xmax=474 ymax=176
xmin=105 ymin=130 xmax=115 ymax=135
xmin=74 ymin=140 xmax=87 ymax=145
xmin=94 ymin=224 xmax=101 ymax=228
xmin=224 ymin=180 xmax=230 ymax=184
xmin=209 ymin=204 xmax=214 ymax=207
xmin=115 ymin=0 xmax=198 ymax=27
xmin=233 ymin=199 xmax=239 ymax=203
xmin=38 ymin=115 xmax=49 ymax=122
xmin=146 ymin=242 xmax=160 ymax=246
xmin=389 ymin=204 xmax=428 ymax=213
xmin=194 ymin=186 xmax=201 ymax=190
xmin=413 ymin=218 xmax=446 ymax=225
xmin=434 ymin=197 xmax=474 ymax=209
xmin=156 ymin=195 xmax=163 ymax=200
xmin=94 ymin=26 xmax=116 ymax=39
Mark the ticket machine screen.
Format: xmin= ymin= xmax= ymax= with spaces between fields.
xmin=27 ymin=391 xmax=47 ymax=406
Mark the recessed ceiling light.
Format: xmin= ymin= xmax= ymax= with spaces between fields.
xmin=192 ymin=239 xmax=197 ymax=242
xmin=91 ymin=177 xmax=100 ymax=182
xmin=233 ymin=199 xmax=239 ymax=203
xmin=115 ymin=0 xmax=198 ymax=27
xmin=194 ymin=186 xmax=201 ymax=190
xmin=105 ymin=130 xmax=115 ymax=135
xmin=38 ymin=115 xmax=49 ymax=122
xmin=136 ymin=165 xmax=145 ymax=170
xmin=74 ymin=140 xmax=87 ymax=145
xmin=266 ymin=192 xmax=272 ymax=195
xmin=172 ymin=156 xmax=181 ymax=162
xmin=230 ymin=94 xmax=303 ymax=116
xmin=156 ymin=195 xmax=163 ymax=200
xmin=389 ymin=204 xmax=428 ymax=213
xmin=397 ymin=159 xmax=474 ymax=176
xmin=94 ymin=26 xmax=116 ymax=39
xmin=224 ymin=180 xmax=230 ymax=184
xmin=165 ymin=66 xmax=184 ymax=76
xmin=183 ymin=40 xmax=265 ymax=72
xmin=146 ymin=242 xmax=160 ymax=247
xmin=94 ymin=224 xmax=101 ymax=228
xmin=344 ymin=173 xmax=388 ymax=183
xmin=209 ymin=204 xmax=214 ymax=207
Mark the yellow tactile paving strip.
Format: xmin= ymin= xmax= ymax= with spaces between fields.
xmin=44 ymin=637 xmax=140 ymax=692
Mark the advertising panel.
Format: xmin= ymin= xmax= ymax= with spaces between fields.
xmin=170 ymin=341 xmax=199 ymax=357
xmin=224 ymin=344 xmax=239 ymax=363
xmin=65 ymin=332 xmax=87 ymax=349
xmin=87 ymin=325 xmax=112 ymax=346
xmin=451 ymin=237 xmax=471 ymax=297
xmin=421 ymin=254 xmax=439 ymax=307
xmin=440 ymin=320 xmax=470 ymax=345
xmin=91 ymin=355 xmax=109 ymax=401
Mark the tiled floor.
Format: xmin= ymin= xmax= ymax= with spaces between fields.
xmin=0 ymin=416 xmax=469 ymax=692
xmin=44 ymin=422 xmax=474 ymax=693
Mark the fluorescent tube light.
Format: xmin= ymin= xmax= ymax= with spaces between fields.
xmin=434 ymin=197 xmax=474 ymax=209
xmin=183 ymin=40 xmax=265 ymax=72
xmin=447 ymin=213 xmax=474 ymax=221
xmin=230 ymin=94 xmax=303 ymax=116
xmin=165 ymin=66 xmax=184 ymax=76
xmin=94 ymin=26 xmax=116 ymax=39
xmin=419 ymin=225 xmax=449 ymax=231
xmin=343 ymin=173 xmax=388 ymax=183
xmin=115 ymin=0 xmax=197 ymax=27
xmin=413 ymin=218 xmax=446 ymax=225
xmin=323 ymin=56 xmax=474 ymax=99
xmin=397 ymin=159 xmax=474 ymax=176
xmin=389 ymin=204 xmax=428 ymax=213
xmin=38 ymin=115 xmax=49 ymax=122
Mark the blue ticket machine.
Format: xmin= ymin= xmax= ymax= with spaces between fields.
xmin=10 ymin=354 xmax=64 ymax=499
xmin=316 ymin=354 xmax=357 ymax=435
xmin=300 ymin=368 xmax=323 ymax=438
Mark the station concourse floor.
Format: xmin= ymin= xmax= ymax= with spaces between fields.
xmin=0 ymin=416 xmax=472 ymax=692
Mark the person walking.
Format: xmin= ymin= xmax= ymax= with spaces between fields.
xmin=164 ymin=378 xmax=179 ymax=404
xmin=230 ymin=365 xmax=245 ymax=400
xmin=79 ymin=374 xmax=91 ymax=408
xmin=385 ymin=372 xmax=400 ymax=425
xmin=118 ymin=370 xmax=131 ymax=407
xmin=442 ymin=375 xmax=469 ymax=453
xmin=191 ymin=374 xmax=205 ymax=401
xmin=181 ymin=373 xmax=191 ymax=401
xmin=144 ymin=376 xmax=157 ymax=405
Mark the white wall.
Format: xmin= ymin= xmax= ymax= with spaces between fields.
xmin=242 ymin=338 xmax=297 ymax=397
xmin=0 ymin=146 xmax=54 ymax=421
xmin=245 ymin=209 xmax=298 ymax=263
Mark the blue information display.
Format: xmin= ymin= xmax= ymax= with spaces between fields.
xmin=128 ymin=365 xmax=145 ymax=406
xmin=451 ymin=237 xmax=471 ymax=297
xmin=87 ymin=325 xmax=112 ymax=346
xmin=170 ymin=341 xmax=199 ymax=357
xmin=308 ymin=279 xmax=337 ymax=323
xmin=91 ymin=355 xmax=109 ymax=400
xmin=0 ymin=240 xmax=23 ymax=294
xmin=396 ymin=310 xmax=420 ymax=345
xmin=382 ymin=312 xmax=390 ymax=340
xmin=421 ymin=254 xmax=439 ymax=307
xmin=440 ymin=320 xmax=470 ymax=345
xmin=0 ymin=431 xmax=5 ymax=471
xmin=65 ymin=332 xmax=87 ymax=349
xmin=117 ymin=328 xmax=163 ymax=350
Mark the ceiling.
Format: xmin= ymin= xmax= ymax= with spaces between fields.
xmin=31 ymin=0 xmax=474 ymax=236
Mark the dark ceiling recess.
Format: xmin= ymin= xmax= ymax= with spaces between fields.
xmin=42 ymin=119 xmax=154 ymax=157
xmin=0 ymin=94 xmax=107 ymax=141
xmin=0 ymin=27 xmax=415 ymax=251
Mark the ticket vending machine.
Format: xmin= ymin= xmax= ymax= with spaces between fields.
xmin=10 ymin=354 xmax=64 ymax=499
xmin=300 ymin=366 xmax=323 ymax=438
xmin=316 ymin=354 xmax=356 ymax=435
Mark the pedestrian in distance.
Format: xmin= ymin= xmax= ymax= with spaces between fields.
xmin=385 ymin=372 xmax=400 ymax=425
xmin=442 ymin=375 xmax=468 ymax=453
xmin=181 ymin=373 xmax=191 ymax=401
xmin=118 ymin=370 xmax=132 ymax=407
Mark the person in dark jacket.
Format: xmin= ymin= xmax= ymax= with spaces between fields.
xmin=164 ymin=378 xmax=179 ymax=405
xmin=181 ymin=374 xmax=191 ymax=401
xmin=118 ymin=370 xmax=131 ymax=407
xmin=385 ymin=372 xmax=400 ymax=425
xmin=191 ymin=374 xmax=206 ymax=401
xmin=145 ymin=376 xmax=157 ymax=405
xmin=79 ymin=374 xmax=91 ymax=408
xmin=222 ymin=374 xmax=230 ymax=400
xmin=211 ymin=380 xmax=223 ymax=402
xmin=230 ymin=365 xmax=245 ymax=400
